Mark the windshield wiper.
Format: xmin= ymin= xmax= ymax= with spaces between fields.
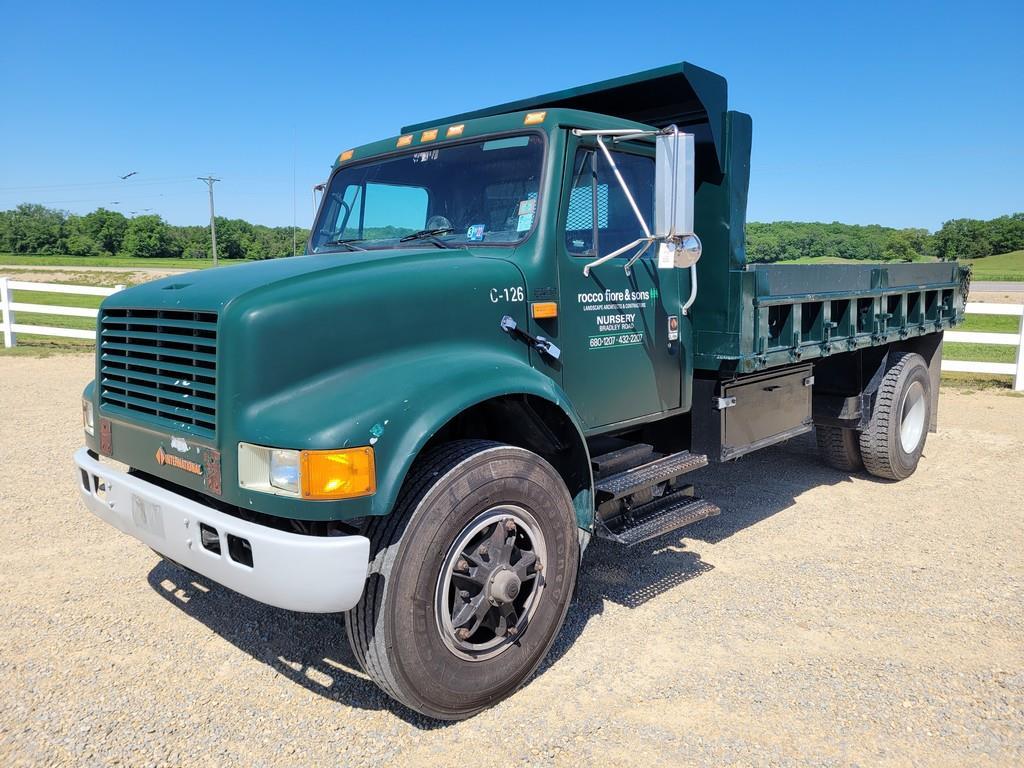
xmin=399 ymin=227 xmax=455 ymax=249
xmin=322 ymin=238 xmax=367 ymax=251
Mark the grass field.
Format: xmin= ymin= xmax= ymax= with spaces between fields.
xmin=964 ymin=250 xmax=1024 ymax=282
xmin=748 ymin=250 xmax=1024 ymax=281
xmin=0 ymin=253 xmax=243 ymax=269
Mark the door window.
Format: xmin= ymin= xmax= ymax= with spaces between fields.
xmin=564 ymin=148 xmax=655 ymax=258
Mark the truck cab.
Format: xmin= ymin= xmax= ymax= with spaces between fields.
xmin=75 ymin=62 xmax=966 ymax=720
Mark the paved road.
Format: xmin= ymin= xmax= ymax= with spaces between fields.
xmin=973 ymin=281 xmax=1023 ymax=293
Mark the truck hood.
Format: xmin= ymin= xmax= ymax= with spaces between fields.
xmin=102 ymin=248 xmax=484 ymax=312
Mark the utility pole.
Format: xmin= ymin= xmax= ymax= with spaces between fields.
xmin=197 ymin=176 xmax=221 ymax=265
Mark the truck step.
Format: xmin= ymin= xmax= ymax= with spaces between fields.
xmin=595 ymin=450 xmax=708 ymax=502
xmin=590 ymin=442 xmax=656 ymax=478
xmin=597 ymin=491 xmax=720 ymax=547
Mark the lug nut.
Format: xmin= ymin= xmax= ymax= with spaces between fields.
xmin=458 ymin=589 xmax=470 ymax=601
xmin=507 ymin=625 xmax=518 ymax=637
xmin=534 ymin=561 xmax=543 ymax=573
xmin=456 ymin=628 xmax=471 ymax=640
xmin=478 ymin=545 xmax=488 ymax=557
xmin=455 ymin=558 xmax=469 ymax=572
xmin=504 ymin=518 xmax=517 ymax=532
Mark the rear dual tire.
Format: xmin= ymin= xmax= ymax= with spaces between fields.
xmin=858 ymin=352 xmax=931 ymax=480
xmin=345 ymin=440 xmax=579 ymax=720
xmin=815 ymin=425 xmax=863 ymax=472
xmin=817 ymin=351 xmax=932 ymax=480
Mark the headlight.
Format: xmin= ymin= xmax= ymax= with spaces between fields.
xmin=269 ymin=449 xmax=300 ymax=494
xmin=82 ymin=398 xmax=95 ymax=436
xmin=238 ymin=443 xmax=375 ymax=500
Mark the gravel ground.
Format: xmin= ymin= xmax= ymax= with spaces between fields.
xmin=1 ymin=355 xmax=1022 ymax=767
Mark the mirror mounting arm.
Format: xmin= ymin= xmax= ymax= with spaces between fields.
xmin=572 ymin=127 xmax=700 ymax=285
xmin=582 ymin=236 xmax=654 ymax=277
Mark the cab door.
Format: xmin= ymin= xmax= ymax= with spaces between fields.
xmin=556 ymin=140 xmax=681 ymax=430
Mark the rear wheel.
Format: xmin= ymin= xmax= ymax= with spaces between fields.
xmin=346 ymin=440 xmax=579 ymax=720
xmin=859 ymin=352 xmax=932 ymax=480
xmin=815 ymin=425 xmax=863 ymax=472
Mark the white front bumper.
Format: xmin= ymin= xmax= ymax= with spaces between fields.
xmin=74 ymin=448 xmax=370 ymax=613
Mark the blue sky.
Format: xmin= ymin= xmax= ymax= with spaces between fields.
xmin=1 ymin=1 xmax=1021 ymax=231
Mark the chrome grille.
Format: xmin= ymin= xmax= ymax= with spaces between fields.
xmin=99 ymin=308 xmax=218 ymax=436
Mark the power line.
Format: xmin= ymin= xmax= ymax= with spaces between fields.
xmin=0 ymin=177 xmax=197 ymax=192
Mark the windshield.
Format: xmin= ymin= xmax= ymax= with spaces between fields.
xmin=309 ymin=133 xmax=544 ymax=253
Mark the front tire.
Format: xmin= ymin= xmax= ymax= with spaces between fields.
xmin=346 ymin=440 xmax=579 ymax=720
xmin=859 ymin=352 xmax=932 ymax=480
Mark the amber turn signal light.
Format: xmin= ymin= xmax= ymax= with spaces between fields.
xmin=300 ymin=447 xmax=376 ymax=499
xmin=531 ymin=302 xmax=558 ymax=319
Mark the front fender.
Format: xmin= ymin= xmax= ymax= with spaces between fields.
xmin=235 ymin=341 xmax=589 ymax=523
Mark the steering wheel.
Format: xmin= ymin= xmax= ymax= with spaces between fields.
xmin=426 ymin=215 xmax=453 ymax=231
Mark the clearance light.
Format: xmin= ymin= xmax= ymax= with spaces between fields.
xmin=396 ymin=134 xmax=413 ymax=148
xmin=421 ymin=129 xmax=438 ymax=142
xmin=446 ymin=124 xmax=465 ymax=137
xmin=524 ymin=111 xmax=547 ymax=125
xmin=531 ymin=302 xmax=558 ymax=319
xmin=301 ymin=447 xmax=376 ymax=500
xmin=338 ymin=149 xmax=354 ymax=162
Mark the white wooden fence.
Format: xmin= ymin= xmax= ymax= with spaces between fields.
xmin=0 ymin=277 xmax=123 ymax=348
xmin=2 ymin=279 xmax=1022 ymax=390
xmin=943 ymin=302 xmax=1024 ymax=390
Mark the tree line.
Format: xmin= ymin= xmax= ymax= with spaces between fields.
xmin=746 ymin=213 xmax=1024 ymax=263
xmin=1 ymin=203 xmax=1021 ymax=262
xmin=0 ymin=204 xmax=308 ymax=260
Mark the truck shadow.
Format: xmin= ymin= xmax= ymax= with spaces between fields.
xmin=145 ymin=431 xmax=875 ymax=726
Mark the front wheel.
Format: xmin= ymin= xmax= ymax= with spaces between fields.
xmin=345 ymin=440 xmax=579 ymax=720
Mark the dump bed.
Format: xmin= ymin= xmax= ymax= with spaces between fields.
xmin=692 ymin=260 xmax=968 ymax=374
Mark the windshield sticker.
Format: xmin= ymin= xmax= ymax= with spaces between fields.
xmin=412 ymin=150 xmax=439 ymax=163
xmin=518 ymin=199 xmax=536 ymax=216
xmin=467 ymin=224 xmax=486 ymax=241
xmin=516 ymin=213 xmax=534 ymax=232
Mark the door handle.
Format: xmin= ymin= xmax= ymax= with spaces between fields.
xmin=500 ymin=316 xmax=562 ymax=361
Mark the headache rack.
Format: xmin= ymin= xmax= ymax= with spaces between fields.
xmin=98 ymin=308 xmax=218 ymax=437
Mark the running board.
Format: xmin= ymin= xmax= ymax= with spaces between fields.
xmin=596 ymin=492 xmax=720 ymax=547
xmin=595 ymin=450 xmax=708 ymax=502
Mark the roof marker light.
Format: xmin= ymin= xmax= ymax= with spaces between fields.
xmin=421 ymin=128 xmax=438 ymax=142
xmin=446 ymin=124 xmax=465 ymax=137
xmin=396 ymin=134 xmax=413 ymax=148
xmin=524 ymin=111 xmax=547 ymax=125
xmin=338 ymin=149 xmax=354 ymax=162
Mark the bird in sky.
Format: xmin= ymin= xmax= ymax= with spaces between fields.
xmin=120 ymin=171 xmax=138 ymax=180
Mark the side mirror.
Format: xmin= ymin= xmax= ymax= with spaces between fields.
xmin=655 ymin=128 xmax=702 ymax=268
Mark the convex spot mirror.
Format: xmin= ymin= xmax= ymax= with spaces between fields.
xmin=657 ymin=234 xmax=703 ymax=269
xmin=655 ymin=128 xmax=702 ymax=268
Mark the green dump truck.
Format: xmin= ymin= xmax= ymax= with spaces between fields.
xmin=75 ymin=62 xmax=967 ymax=719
